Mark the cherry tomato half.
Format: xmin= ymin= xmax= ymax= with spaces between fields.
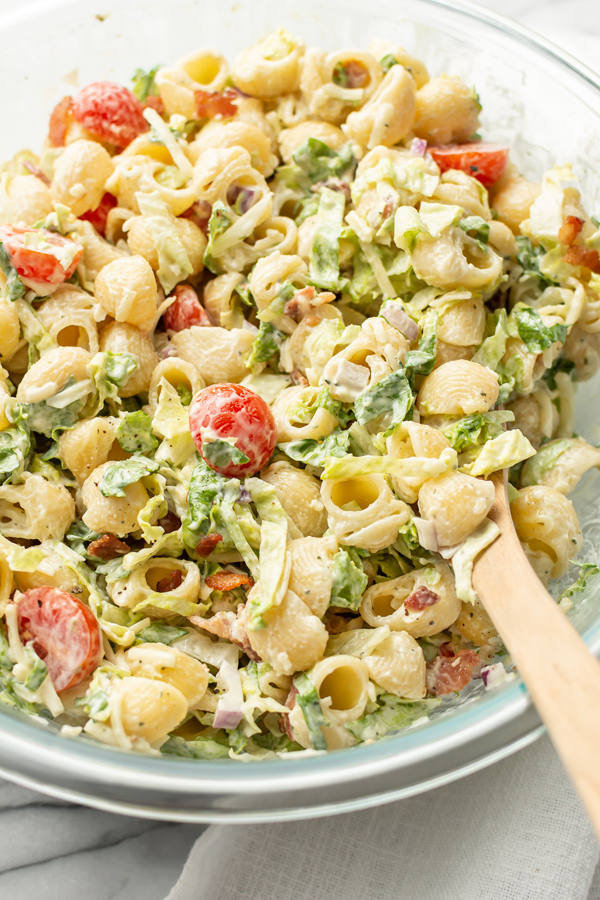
xmin=48 ymin=95 xmax=73 ymax=147
xmin=189 ymin=383 xmax=277 ymax=478
xmin=0 ymin=224 xmax=83 ymax=291
xmin=163 ymin=284 xmax=212 ymax=331
xmin=17 ymin=587 xmax=102 ymax=692
xmin=429 ymin=142 xmax=509 ymax=187
xmin=80 ymin=191 xmax=117 ymax=237
xmin=72 ymin=81 xmax=148 ymax=148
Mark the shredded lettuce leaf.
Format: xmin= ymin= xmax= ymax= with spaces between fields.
xmin=116 ymin=411 xmax=158 ymax=454
xmin=279 ymin=429 xmax=351 ymax=467
xmin=460 ymin=429 xmax=535 ymax=476
xmin=346 ymin=691 xmax=440 ymax=741
xmin=329 ymin=547 xmax=368 ymax=610
xmin=293 ymin=671 xmax=328 ymax=750
xmin=98 ymin=456 xmax=160 ymax=498
xmin=309 ymin=187 xmax=347 ymax=292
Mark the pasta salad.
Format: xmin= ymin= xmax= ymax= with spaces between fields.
xmin=0 ymin=30 xmax=598 ymax=760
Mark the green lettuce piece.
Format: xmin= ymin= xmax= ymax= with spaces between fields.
xmin=252 ymin=730 xmax=303 ymax=753
xmin=136 ymin=472 xmax=168 ymax=543
xmin=286 ymin=385 xmax=353 ymax=429
xmin=91 ymin=351 xmax=138 ymax=407
xmin=330 ymin=547 xmax=368 ymax=610
xmin=136 ymin=192 xmax=193 ymax=293
xmin=240 ymin=373 xmax=292 ymax=405
xmin=558 ymin=561 xmax=600 ymax=605
xmin=452 ymin=519 xmax=500 ymax=603
xmin=309 ymin=187 xmax=347 ymax=292
xmin=515 ymin=235 xmax=553 ymax=286
xmin=0 ymin=243 xmax=26 ymax=300
xmin=279 ymin=428 xmax=351 ymax=467
xmin=132 ymin=64 xmax=160 ymax=102
xmin=325 ymin=625 xmax=391 ymax=658
xmin=346 ymin=691 xmax=440 ymax=741
xmin=354 ymin=369 xmax=413 ymax=431
xmin=520 ymin=438 xmax=575 ymax=487
xmin=246 ymin=478 xmax=289 ymax=629
xmin=177 ymin=383 xmax=193 ymax=406
xmin=0 ymin=422 xmax=31 ymax=484
xmin=472 ymin=309 xmax=509 ymax=370
xmin=302 ymin=318 xmax=360 ymax=382
xmin=201 ymin=436 xmax=250 ymax=469
xmin=77 ymin=689 xmax=110 ymax=721
xmin=98 ymin=456 xmax=159 ymax=497
xmin=458 ymin=215 xmax=490 ymax=251
xmin=216 ymin=481 xmax=260 ymax=577
xmin=256 ymin=280 xmax=296 ymax=324
xmin=394 ymin=202 xmax=462 ymax=252
xmin=133 ymin=593 xmax=206 ymax=618
xmin=65 ymin=520 xmax=101 ymax=559
xmin=404 ymin=310 xmax=438 ymax=376
xmin=203 ymin=200 xmax=233 ymax=274
xmin=245 ymin=321 xmax=284 ymax=370
xmin=543 ymin=357 xmax=576 ymax=391
xmin=380 ymin=53 xmax=399 ymax=73
xmin=24 ymin=392 xmax=84 ymax=439
xmin=509 ymin=304 xmax=567 ymax=354
xmin=293 ymin=671 xmax=328 ymax=750
xmin=292 ymin=138 xmax=355 ymax=187
xmin=23 ymin=648 xmax=49 ymax=692
xmin=496 ymin=354 xmax=524 ymax=404
xmin=182 ymin=457 xmax=222 ymax=549
xmin=460 ymin=429 xmax=535 ymax=477
xmin=441 ymin=410 xmax=515 ymax=451
xmin=323 ymin=447 xmax=457 ymax=481
xmin=0 ymin=625 xmax=12 ymax=670
xmin=161 ymin=735 xmax=230 ymax=759
xmin=116 ymin=410 xmax=158 ymax=454
xmin=137 ymin=623 xmax=189 ymax=645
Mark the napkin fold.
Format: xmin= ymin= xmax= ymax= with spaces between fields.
xmin=167 ymin=736 xmax=599 ymax=900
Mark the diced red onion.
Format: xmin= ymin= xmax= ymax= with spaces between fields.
xmin=413 ymin=517 xmax=439 ymax=552
xmin=481 ymin=662 xmax=506 ymax=688
xmin=237 ymin=487 xmax=252 ymax=504
xmin=410 ymin=138 xmax=427 ymax=157
xmin=213 ymin=707 xmax=243 ymax=729
xmin=382 ymin=304 xmax=419 ymax=342
xmin=226 ymin=183 xmax=256 ymax=214
xmin=161 ymin=345 xmax=178 ymax=359
xmin=213 ymin=660 xmax=244 ymax=731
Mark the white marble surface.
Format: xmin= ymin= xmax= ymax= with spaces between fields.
xmin=1 ymin=1 xmax=600 ymax=898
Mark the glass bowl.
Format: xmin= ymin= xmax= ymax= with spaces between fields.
xmin=0 ymin=0 xmax=599 ymax=822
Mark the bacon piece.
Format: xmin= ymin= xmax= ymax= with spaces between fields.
xmin=156 ymin=569 xmax=183 ymax=593
xmin=195 ymin=533 xmax=223 ymax=557
xmin=344 ymin=60 xmax=369 ymax=88
xmin=284 ymin=287 xmax=335 ymax=322
xmin=205 ymin=571 xmax=255 ymax=592
xmin=143 ymin=94 xmax=165 ymax=115
xmin=190 ymin=607 xmax=260 ymax=661
xmin=182 ymin=200 xmax=212 ymax=235
xmin=290 ymin=369 xmax=309 ymax=387
xmin=195 ymin=89 xmax=237 ymax=119
xmin=279 ymin=685 xmax=298 ymax=742
xmin=404 ymin=586 xmax=440 ymax=611
xmin=158 ymin=511 xmax=181 ymax=534
xmin=438 ymin=641 xmax=455 ymax=658
xmin=562 ymin=245 xmax=600 ymax=273
xmin=48 ymin=96 xmax=73 ymax=147
xmin=22 ymin=161 xmax=51 ymax=187
xmin=87 ymin=534 xmax=130 ymax=560
xmin=558 ymin=215 xmax=584 ymax=247
xmin=426 ymin=648 xmax=479 ymax=696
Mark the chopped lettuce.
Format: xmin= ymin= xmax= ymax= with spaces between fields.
xmin=309 ymin=187 xmax=347 ymax=292
xmin=0 ymin=422 xmax=31 ymax=484
xmin=458 ymin=215 xmax=490 ymax=251
xmin=520 ymin=438 xmax=574 ymax=487
xmin=90 ymin=351 xmax=138 ymax=407
xmin=558 ymin=561 xmax=600 ymax=607
xmin=136 ymin=192 xmax=193 ymax=292
xmin=240 ymin=373 xmax=292 ymax=405
xmin=472 ymin=309 xmax=508 ymax=370
xmin=543 ymin=357 xmax=576 ymax=391
xmin=460 ymin=429 xmax=535 ymax=477
xmin=441 ymin=410 xmax=514 ymax=451
xmin=279 ymin=428 xmax=351 ymax=467
xmin=293 ymin=671 xmax=328 ymax=750
xmin=291 ymin=138 xmax=355 ymax=189
xmin=394 ymin=202 xmax=462 ymax=252
xmin=161 ymin=734 xmax=230 ymax=760
xmin=23 ymin=391 xmax=84 ymax=439
xmin=98 ymin=456 xmax=160 ymax=497
xmin=201 ymin=436 xmax=250 ymax=469
xmin=132 ymin=64 xmax=161 ymax=102
xmin=403 ymin=310 xmax=438 ymax=376
xmin=509 ymin=304 xmax=567 ymax=354
xmin=322 ymin=446 xmax=457 ymax=481
xmin=515 ymin=235 xmax=553 ymax=287
xmin=116 ymin=411 xmax=159 ymax=454
xmin=245 ymin=321 xmax=284 ymax=370
xmin=346 ymin=691 xmax=440 ymax=741
xmin=0 ymin=243 xmax=26 ymax=300
xmin=325 ymin=626 xmax=390 ymax=658
xmin=303 ymin=319 xmax=360 ymax=384
xmin=452 ymin=519 xmax=501 ymax=603
xmin=354 ymin=369 xmax=413 ymax=431
xmin=245 ymin=478 xmax=289 ymax=629
xmin=329 ymin=547 xmax=368 ymax=610
xmin=182 ymin=457 xmax=222 ymax=550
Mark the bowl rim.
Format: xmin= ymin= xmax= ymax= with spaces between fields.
xmin=0 ymin=0 xmax=599 ymax=821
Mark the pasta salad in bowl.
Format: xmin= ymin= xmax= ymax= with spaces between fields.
xmin=0 ymin=10 xmax=599 ymax=786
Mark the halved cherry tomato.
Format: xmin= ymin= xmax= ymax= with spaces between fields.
xmin=189 ymin=383 xmax=277 ymax=478
xmin=163 ymin=284 xmax=212 ymax=331
xmin=80 ymin=191 xmax=117 ymax=237
xmin=0 ymin=224 xmax=83 ymax=291
xmin=72 ymin=81 xmax=147 ymax=148
xmin=194 ymin=88 xmax=237 ymax=120
xmin=48 ymin=95 xmax=73 ymax=147
xmin=426 ymin=648 xmax=479 ymax=697
xmin=429 ymin=142 xmax=509 ymax=186
xmin=17 ymin=587 xmax=102 ymax=692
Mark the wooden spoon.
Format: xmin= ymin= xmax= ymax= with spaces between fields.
xmin=472 ymin=470 xmax=600 ymax=838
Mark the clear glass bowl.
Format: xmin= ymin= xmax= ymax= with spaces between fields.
xmin=0 ymin=0 xmax=599 ymax=822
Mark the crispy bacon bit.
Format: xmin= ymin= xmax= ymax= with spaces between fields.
xmin=279 ymin=685 xmax=298 ymax=741
xmin=205 ymin=571 xmax=255 ymax=592
xmin=87 ymin=534 xmax=130 ymax=560
xmin=156 ymin=569 xmax=183 ymax=593
xmin=562 ymin=245 xmax=600 ymax=273
xmin=559 ymin=215 xmax=584 ymax=247
xmin=48 ymin=95 xmax=73 ymax=147
xmin=382 ymin=198 xmax=396 ymax=220
xmin=195 ymin=533 xmax=223 ymax=557
xmin=190 ymin=607 xmax=260 ymax=661
xmin=290 ymin=369 xmax=309 ymax=387
xmin=143 ymin=94 xmax=165 ymax=115
xmin=404 ymin=586 xmax=440 ymax=612
xmin=158 ymin=511 xmax=181 ymax=534
xmin=22 ymin=161 xmax=51 ymax=187
xmin=182 ymin=200 xmax=212 ymax=235
xmin=438 ymin=641 xmax=455 ymax=658
xmin=284 ymin=287 xmax=336 ymax=323
xmin=426 ymin=648 xmax=479 ymax=696
xmin=195 ymin=89 xmax=237 ymax=120
xmin=344 ymin=60 xmax=369 ymax=89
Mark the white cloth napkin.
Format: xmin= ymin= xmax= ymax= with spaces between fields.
xmin=166 ymin=735 xmax=599 ymax=900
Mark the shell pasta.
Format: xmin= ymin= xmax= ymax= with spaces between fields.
xmin=0 ymin=29 xmax=597 ymax=762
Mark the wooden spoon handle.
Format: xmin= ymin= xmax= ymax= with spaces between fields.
xmin=473 ymin=488 xmax=600 ymax=836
